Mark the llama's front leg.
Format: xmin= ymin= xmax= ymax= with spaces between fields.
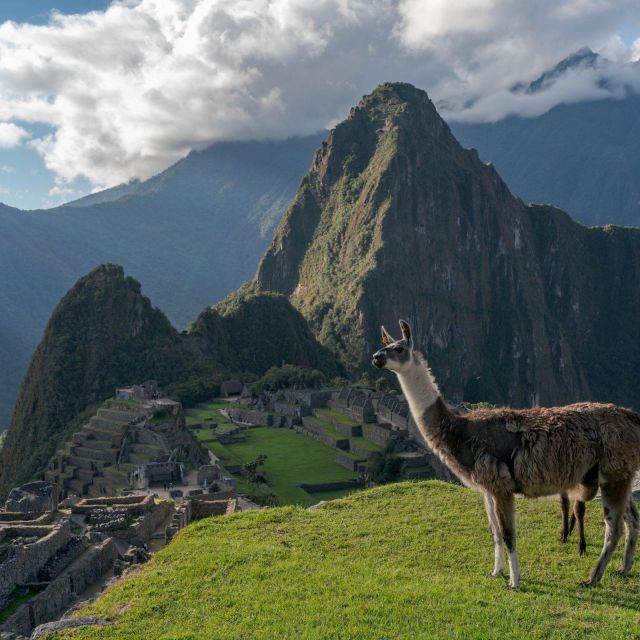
xmin=494 ymin=494 xmax=520 ymax=588
xmin=484 ymin=493 xmax=504 ymax=577
xmin=619 ymin=499 xmax=639 ymax=577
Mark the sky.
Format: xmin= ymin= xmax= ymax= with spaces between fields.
xmin=0 ymin=1 xmax=638 ymax=210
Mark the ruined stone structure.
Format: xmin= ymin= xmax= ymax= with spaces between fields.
xmin=45 ymin=390 xmax=207 ymax=499
xmin=329 ymin=388 xmax=376 ymax=423
xmin=4 ymin=482 xmax=58 ymax=514
xmin=130 ymin=461 xmax=183 ymax=490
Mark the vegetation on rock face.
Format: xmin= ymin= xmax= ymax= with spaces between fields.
xmin=43 ymin=481 xmax=640 ymax=640
xmin=251 ymin=364 xmax=326 ymax=395
xmin=188 ymin=284 xmax=340 ymax=379
xmin=256 ymin=82 xmax=640 ymax=409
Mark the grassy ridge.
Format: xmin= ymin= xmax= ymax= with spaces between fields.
xmin=45 ymin=481 xmax=640 ymax=639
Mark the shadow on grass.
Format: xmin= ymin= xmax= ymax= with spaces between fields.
xmin=519 ymin=574 xmax=640 ymax=612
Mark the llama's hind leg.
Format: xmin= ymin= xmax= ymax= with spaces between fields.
xmin=582 ymin=479 xmax=630 ymax=587
xmin=574 ymin=501 xmax=587 ymax=556
xmin=619 ymin=499 xmax=639 ymax=577
xmin=494 ymin=494 xmax=519 ymax=588
xmin=484 ymin=493 xmax=504 ymax=577
xmin=560 ymin=493 xmax=570 ymax=543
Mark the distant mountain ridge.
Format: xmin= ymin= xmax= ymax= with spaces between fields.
xmin=0 ymin=134 xmax=324 ymax=429
xmin=451 ymin=48 xmax=640 ymax=227
xmin=257 ymin=82 xmax=640 ymax=408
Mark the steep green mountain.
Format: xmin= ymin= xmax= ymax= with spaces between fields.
xmin=189 ymin=284 xmax=339 ymax=377
xmin=0 ymin=264 xmax=194 ymax=495
xmin=450 ymin=94 xmax=640 ymax=227
xmin=0 ymin=134 xmax=323 ymax=429
xmin=257 ymin=82 xmax=640 ymax=408
xmin=0 ymin=265 xmax=337 ymax=495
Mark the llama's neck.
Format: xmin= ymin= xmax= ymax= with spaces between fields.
xmin=397 ymin=356 xmax=470 ymax=485
xmin=397 ymin=355 xmax=441 ymax=430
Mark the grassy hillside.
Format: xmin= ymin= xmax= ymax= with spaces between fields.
xmin=46 ymin=482 xmax=640 ymax=640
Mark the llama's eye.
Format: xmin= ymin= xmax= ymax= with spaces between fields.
xmin=393 ymin=346 xmax=403 ymax=353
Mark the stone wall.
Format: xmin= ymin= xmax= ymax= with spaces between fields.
xmin=0 ymin=522 xmax=71 ymax=602
xmin=71 ymin=494 xmax=154 ymax=514
xmin=227 ymin=408 xmax=274 ymax=426
xmin=0 ymin=512 xmax=52 ymax=524
xmin=349 ymin=442 xmax=378 ymax=461
xmin=190 ymin=497 xmax=237 ymax=520
xmin=0 ymin=538 xmax=118 ymax=637
xmin=362 ymin=424 xmax=396 ymax=447
xmin=334 ymin=451 xmax=365 ymax=472
xmin=114 ymin=501 xmax=173 ymax=544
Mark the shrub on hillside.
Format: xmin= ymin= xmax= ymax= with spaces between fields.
xmin=252 ymin=365 xmax=326 ymax=395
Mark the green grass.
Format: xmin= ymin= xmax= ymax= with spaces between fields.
xmin=305 ymin=416 xmax=344 ymax=440
xmin=315 ymin=408 xmax=360 ymax=426
xmin=185 ymin=401 xmax=230 ymax=426
xmin=44 ymin=481 xmax=640 ymax=640
xmin=204 ymin=427 xmax=358 ymax=506
xmin=349 ymin=436 xmax=382 ymax=452
xmin=0 ymin=587 xmax=37 ymax=623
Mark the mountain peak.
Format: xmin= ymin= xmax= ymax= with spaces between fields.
xmin=512 ymin=47 xmax=601 ymax=94
xmin=256 ymin=83 xmax=640 ymax=410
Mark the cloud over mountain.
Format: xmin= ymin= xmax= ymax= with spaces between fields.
xmin=0 ymin=0 xmax=637 ymax=190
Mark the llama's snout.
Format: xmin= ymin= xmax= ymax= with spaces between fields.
xmin=372 ymin=350 xmax=387 ymax=368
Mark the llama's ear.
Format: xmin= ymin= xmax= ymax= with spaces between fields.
xmin=381 ymin=326 xmax=393 ymax=346
xmin=399 ymin=319 xmax=413 ymax=348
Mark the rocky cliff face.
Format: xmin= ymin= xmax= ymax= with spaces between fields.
xmin=257 ymin=82 xmax=640 ymax=409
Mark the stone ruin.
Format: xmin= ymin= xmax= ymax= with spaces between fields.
xmin=4 ymin=482 xmax=58 ymax=514
xmin=45 ymin=387 xmax=208 ymax=500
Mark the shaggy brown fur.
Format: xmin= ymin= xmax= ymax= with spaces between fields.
xmin=373 ymin=320 xmax=640 ymax=588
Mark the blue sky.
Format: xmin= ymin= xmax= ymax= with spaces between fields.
xmin=0 ymin=1 xmax=110 ymax=25
xmin=0 ymin=2 xmax=108 ymax=209
xmin=0 ymin=1 xmax=638 ymax=211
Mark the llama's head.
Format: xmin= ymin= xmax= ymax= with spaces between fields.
xmin=372 ymin=319 xmax=414 ymax=373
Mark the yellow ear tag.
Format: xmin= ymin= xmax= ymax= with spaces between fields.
xmin=382 ymin=334 xmax=390 ymax=346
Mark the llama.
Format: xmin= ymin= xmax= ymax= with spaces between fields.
xmin=559 ymin=471 xmax=598 ymax=556
xmin=372 ymin=320 xmax=640 ymax=588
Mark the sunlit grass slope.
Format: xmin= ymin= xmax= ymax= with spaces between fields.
xmin=46 ymin=481 xmax=640 ymax=640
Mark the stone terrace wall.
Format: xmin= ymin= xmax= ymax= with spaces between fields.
xmin=1 ymin=538 xmax=117 ymax=637
xmin=0 ymin=522 xmax=71 ymax=602
xmin=71 ymin=494 xmax=154 ymax=515
xmin=0 ymin=512 xmax=52 ymax=524
xmin=114 ymin=501 xmax=173 ymax=544
xmin=227 ymin=408 xmax=277 ymax=426
xmin=190 ymin=497 xmax=237 ymax=520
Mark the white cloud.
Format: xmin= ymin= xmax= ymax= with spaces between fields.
xmin=0 ymin=0 xmax=637 ymax=189
xmin=0 ymin=165 xmax=13 ymax=173
xmin=0 ymin=122 xmax=29 ymax=147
